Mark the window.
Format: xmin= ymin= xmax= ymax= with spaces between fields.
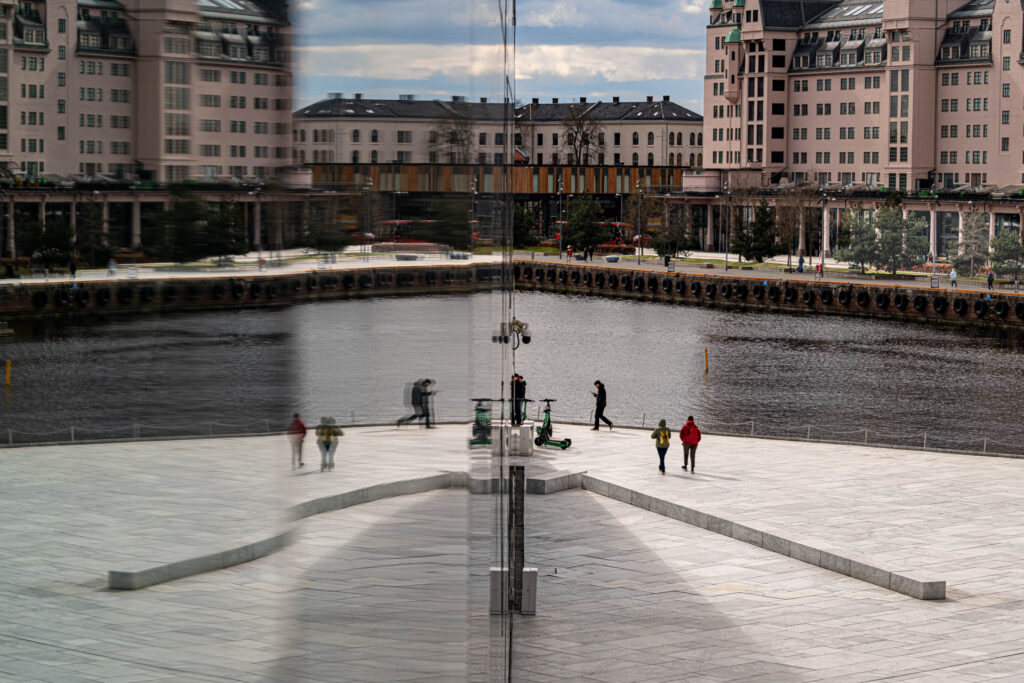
xmin=479 ymin=132 xmax=487 ymax=145
xmin=1002 ymin=138 xmax=1010 ymax=151
xmin=57 ymin=73 xmax=64 ymax=86
xmin=631 ymin=153 xmax=638 ymax=166
xmin=1004 ymin=84 xmax=1011 ymax=98
xmin=200 ymin=94 xmax=221 ymax=107
xmin=165 ymin=62 xmax=189 ymax=84
xmin=164 ymin=87 xmax=188 ymax=110
xmin=397 ymin=130 xmax=411 ymax=143
xmin=58 ymin=46 xmax=65 ymax=60
xmin=1003 ymin=111 xmax=1010 ymax=124
xmin=1004 ymin=29 xmax=1012 ymax=44
xmin=58 ymin=18 xmax=66 ymax=33
xmin=647 ymin=132 xmax=654 ymax=145
xmin=352 ymin=129 xmax=360 ymax=143
xmin=229 ymin=96 xmax=246 ymax=108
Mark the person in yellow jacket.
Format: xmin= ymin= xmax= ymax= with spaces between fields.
xmin=316 ymin=417 xmax=343 ymax=472
xmin=651 ymin=419 xmax=671 ymax=475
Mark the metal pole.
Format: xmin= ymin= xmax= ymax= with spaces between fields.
xmin=864 ymin=428 xmax=868 ymax=444
xmin=70 ymin=427 xmax=75 ymax=442
xmin=750 ymin=421 xmax=754 ymax=436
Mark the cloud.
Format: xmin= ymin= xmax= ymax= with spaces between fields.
xmin=296 ymin=43 xmax=705 ymax=84
xmin=520 ymin=1 xmax=589 ymax=28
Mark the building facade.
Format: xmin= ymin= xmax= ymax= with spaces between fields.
xmin=704 ymin=0 xmax=1022 ymax=192
xmin=0 ymin=0 xmax=291 ymax=183
xmin=292 ymin=94 xmax=703 ymax=169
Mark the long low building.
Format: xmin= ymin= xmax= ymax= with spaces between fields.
xmin=292 ymin=93 xmax=704 ymax=169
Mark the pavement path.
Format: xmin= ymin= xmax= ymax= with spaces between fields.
xmin=4 ymin=425 xmax=1024 ymax=679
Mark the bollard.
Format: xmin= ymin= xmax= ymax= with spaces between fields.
xmin=806 ymin=425 xmax=811 ymax=440
xmin=863 ymin=428 xmax=868 ymax=444
xmin=70 ymin=427 xmax=75 ymax=442
xmin=4 ymin=359 xmax=9 ymax=386
xmin=7 ymin=429 xmax=11 ymax=445
xmin=983 ymin=437 xmax=987 ymax=453
xmin=750 ymin=421 xmax=755 ymax=436
xmin=704 ymin=348 xmax=709 ymax=375
xmin=642 ymin=413 xmax=646 ymax=428
xmin=923 ymin=432 xmax=927 ymax=449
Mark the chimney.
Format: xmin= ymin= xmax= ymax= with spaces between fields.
xmin=612 ymin=96 xmax=620 ymax=103
xmin=452 ymin=95 xmax=466 ymax=103
xmin=663 ymin=95 xmax=670 ymax=102
xmin=354 ymin=93 xmax=363 ymax=100
xmin=552 ymin=97 xmax=559 ymax=104
xmin=328 ymin=92 xmax=343 ymax=100
xmin=647 ymin=95 xmax=653 ymax=102
xmin=532 ymin=97 xmax=539 ymax=104
xmin=398 ymin=94 xmax=415 ymax=101
xmin=580 ymin=96 xmax=587 ymax=103
xmin=480 ymin=97 xmax=487 ymax=103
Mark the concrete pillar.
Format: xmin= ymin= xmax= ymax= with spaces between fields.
xmin=704 ymin=203 xmax=714 ymax=251
xmin=6 ymin=201 xmax=14 ymax=257
xmin=254 ymin=200 xmax=262 ymax=250
xmin=797 ymin=211 xmax=806 ymax=257
xmin=131 ymin=199 xmax=142 ymax=250
xmin=822 ymin=207 xmax=831 ymax=258
xmin=929 ymin=207 xmax=938 ymax=259
xmin=101 ymin=200 xmax=110 ymax=242
xmin=38 ymin=198 xmax=45 ymax=228
xmin=988 ymin=210 xmax=996 ymax=263
xmin=69 ymin=199 xmax=77 ymax=245
xmin=958 ymin=211 xmax=965 ymax=243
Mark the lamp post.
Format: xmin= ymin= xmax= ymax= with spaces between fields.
xmin=557 ymin=177 xmax=564 ymax=259
xmin=724 ymin=190 xmax=731 ymax=271
xmin=636 ymin=177 xmax=643 ymax=265
xmin=362 ymin=175 xmax=373 ymax=262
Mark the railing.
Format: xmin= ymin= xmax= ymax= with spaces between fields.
xmin=5 ymin=411 xmax=1022 ymax=459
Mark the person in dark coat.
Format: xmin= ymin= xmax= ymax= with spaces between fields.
xmin=988 ymin=271 xmax=995 ymax=290
xmin=512 ymin=374 xmax=527 ymax=425
xmin=398 ymin=379 xmax=424 ymax=427
xmin=419 ymin=379 xmax=435 ymax=428
xmin=591 ymin=380 xmax=612 ymax=430
xmin=288 ymin=413 xmax=307 ymax=468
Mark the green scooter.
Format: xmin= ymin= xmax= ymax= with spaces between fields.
xmin=534 ymin=398 xmax=572 ymax=450
xmin=469 ymin=398 xmax=495 ymax=447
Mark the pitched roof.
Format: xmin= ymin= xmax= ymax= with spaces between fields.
xmin=760 ymin=0 xmax=841 ymax=29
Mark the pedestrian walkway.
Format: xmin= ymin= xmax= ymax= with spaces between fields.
xmin=4 ymin=425 xmax=1024 ymax=679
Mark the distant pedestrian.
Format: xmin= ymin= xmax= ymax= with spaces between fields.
xmin=987 ymin=271 xmax=995 ymax=290
xmin=68 ymin=259 xmax=77 ymax=280
xmin=797 ymin=254 xmax=804 ymax=273
xmin=567 ymin=244 xmax=573 ymax=260
xmin=589 ymin=246 xmax=595 ymax=261
xmin=680 ymin=416 xmax=701 ymax=473
xmin=316 ymin=417 xmax=341 ymax=472
xmin=512 ymin=374 xmax=527 ymax=426
xmin=107 ymin=259 xmax=117 ymax=278
xmin=398 ymin=379 xmax=424 ymax=427
xmin=816 ymin=261 xmax=823 ymax=278
xmin=950 ymin=268 xmax=958 ymax=289
xmin=651 ymin=419 xmax=671 ymax=475
xmin=420 ymin=379 xmax=436 ymax=428
xmin=288 ymin=413 xmax=307 ymax=468
xmin=398 ymin=379 xmax=435 ymax=428
xmin=591 ymin=380 xmax=612 ymax=430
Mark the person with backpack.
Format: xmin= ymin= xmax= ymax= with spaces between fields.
xmin=651 ymin=419 xmax=671 ymax=475
xmin=680 ymin=416 xmax=701 ymax=473
xmin=316 ymin=417 xmax=342 ymax=472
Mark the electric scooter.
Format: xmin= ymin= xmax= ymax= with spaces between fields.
xmin=534 ymin=398 xmax=572 ymax=449
xmin=469 ymin=398 xmax=495 ymax=447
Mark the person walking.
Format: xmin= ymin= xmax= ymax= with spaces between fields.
xmin=651 ymin=419 xmax=671 ymax=475
xmin=288 ymin=413 xmax=307 ymax=469
xmin=419 ymin=379 xmax=436 ymax=428
xmin=512 ymin=374 xmax=527 ymax=426
xmin=950 ymin=268 xmax=958 ymax=289
xmin=398 ymin=379 xmax=424 ymax=427
xmin=680 ymin=416 xmax=701 ymax=472
xmin=567 ymin=244 xmax=573 ymax=260
xmin=987 ymin=271 xmax=995 ymax=290
xmin=316 ymin=417 xmax=342 ymax=472
xmin=68 ymin=259 xmax=77 ymax=280
xmin=107 ymin=259 xmax=117 ymax=278
xmin=591 ymin=380 xmax=612 ymax=430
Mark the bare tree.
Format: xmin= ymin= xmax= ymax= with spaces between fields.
xmin=431 ymin=103 xmax=475 ymax=164
xmin=561 ymin=103 xmax=604 ymax=165
xmin=774 ymin=177 xmax=820 ymax=268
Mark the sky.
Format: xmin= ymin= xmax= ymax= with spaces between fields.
xmin=292 ymin=0 xmax=708 ymax=114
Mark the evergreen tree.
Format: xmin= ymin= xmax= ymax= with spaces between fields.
xmin=148 ymin=189 xmax=211 ymax=263
xmin=563 ymin=194 xmax=604 ymax=252
xmin=75 ymin=198 xmax=113 ymax=267
xmin=730 ymin=200 xmax=779 ymax=262
xmin=947 ymin=211 xmax=990 ymax=276
xmin=991 ymin=229 xmax=1024 ymax=283
xmin=420 ymin=196 xmax=472 ymax=250
xmin=204 ymin=199 xmax=249 ymax=261
xmin=874 ymin=208 xmax=928 ymax=274
xmin=834 ymin=208 xmax=877 ymax=273
xmin=512 ymin=203 xmax=537 ymax=248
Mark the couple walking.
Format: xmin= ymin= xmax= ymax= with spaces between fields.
xmin=288 ymin=413 xmax=343 ymax=472
xmin=650 ymin=416 xmax=701 ymax=475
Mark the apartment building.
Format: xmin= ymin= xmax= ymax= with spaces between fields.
xmin=292 ymin=94 xmax=703 ymax=168
xmin=704 ymin=0 xmax=1019 ymax=192
xmin=2 ymin=0 xmax=291 ymax=182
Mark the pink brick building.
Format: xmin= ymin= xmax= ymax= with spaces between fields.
xmin=702 ymin=0 xmax=1024 ymax=256
xmin=4 ymin=0 xmax=291 ymax=183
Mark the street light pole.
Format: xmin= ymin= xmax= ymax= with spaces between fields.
xmin=724 ymin=191 xmax=731 ymax=271
xmin=557 ymin=177 xmax=563 ymax=259
xmin=636 ymin=178 xmax=643 ymax=265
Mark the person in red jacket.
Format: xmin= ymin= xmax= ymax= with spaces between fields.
xmin=288 ymin=413 xmax=307 ymax=469
xmin=680 ymin=416 xmax=701 ymax=473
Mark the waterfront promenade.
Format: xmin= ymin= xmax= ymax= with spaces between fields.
xmin=4 ymin=426 xmax=1024 ymax=680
